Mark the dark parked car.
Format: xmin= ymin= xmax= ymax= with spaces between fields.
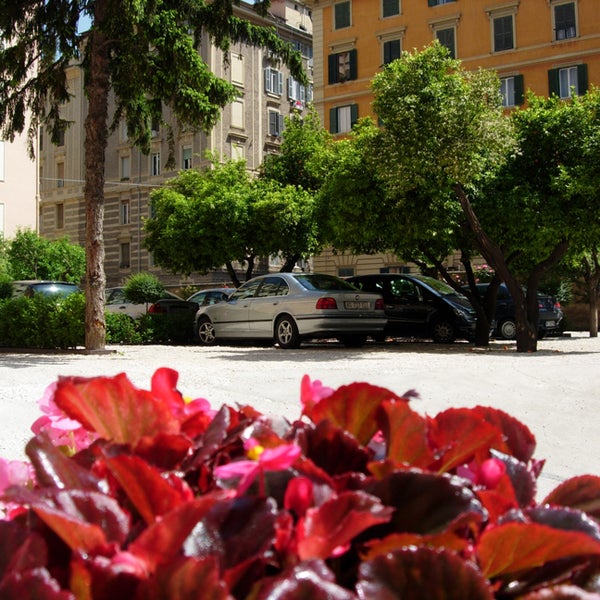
xmin=105 ymin=287 xmax=198 ymax=320
xmin=468 ymin=283 xmax=563 ymax=340
xmin=12 ymin=280 xmax=82 ymax=298
xmin=347 ymin=273 xmax=476 ymax=343
xmin=195 ymin=273 xmax=386 ymax=349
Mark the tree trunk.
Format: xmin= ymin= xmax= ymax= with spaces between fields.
xmin=225 ymin=262 xmax=241 ymax=287
xmin=588 ymin=275 xmax=599 ymax=338
xmin=83 ymin=4 xmax=110 ymax=351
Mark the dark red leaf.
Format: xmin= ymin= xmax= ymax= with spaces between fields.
xmin=473 ymin=406 xmax=537 ymax=462
xmin=357 ymin=547 xmax=493 ymax=599
xmin=128 ymin=493 xmax=229 ymax=571
xmin=0 ymin=521 xmax=47 ymax=579
xmin=525 ymin=505 xmax=600 ymax=540
xmin=491 ymin=449 xmax=537 ymax=507
xmin=377 ymin=400 xmax=433 ymax=468
xmin=305 ymin=382 xmax=405 ymax=446
xmin=103 ymin=452 xmax=192 ymax=525
xmin=0 ymin=567 xmax=74 ymax=599
xmin=54 ymin=374 xmax=180 ymax=446
xmin=543 ymin=476 xmax=600 ymax=521
xmin=26 ymin=433 xmax=103 ymax=491
xmin=517 ymin=584 xmax=600 ymax=599
xmin=362 ymin=530 xmax=470 ymax=560
xmin=428 ymin=408 xmax=504 ymax=473
xmin=297 ymin=490 xmax=393 ymax=560
xmin=478 ymin=522 xmax=600 ymax=579
xmin=254 ymin=560 xmax=357 ymax=600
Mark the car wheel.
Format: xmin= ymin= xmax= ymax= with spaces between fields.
xmin=196 ymin=317 xmax=217 ymax=345
xmin=431 ymin=320 xmax=456 ymax=344
xmin=338 ymin=334 xmax=368 ymax=348
xmin=275 ymin=315 xmax=300 ymax=349
xmin=498 ymin=319 xmax=516 ymax=340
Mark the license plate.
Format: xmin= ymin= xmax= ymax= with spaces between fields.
xmin=545 ymin=320 xmax=555 ymax=327
xmin=345 ymin=301 xmax=370 ymax=309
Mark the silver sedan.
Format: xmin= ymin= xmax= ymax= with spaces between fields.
xmin=194 ymin=273 xmax=386 ymax=349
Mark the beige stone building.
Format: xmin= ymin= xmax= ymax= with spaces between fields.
xmin=39 ymin=0 xmax=313 ymax=288
xmin=0 ymin=131 xmax=38 ymax=239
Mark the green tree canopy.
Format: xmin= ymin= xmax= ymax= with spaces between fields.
xmin=0 ymin=0 xmax=305 ymax=350
xmin=144 ymin=159 xmax=318 ymax=286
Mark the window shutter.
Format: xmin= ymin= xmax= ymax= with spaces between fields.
xmin=277 ymin=71 xmax=283 ymax=95
xmin=288 ymin=77 xmax=294 ymax=100
xmin=349 ymin=49 xmax=358 ymax=80
xmin=329 ymin=108 xmax=339 ymax=134
xmin=428 ymin=0 xmax=437 ymax=6
xmin=277 ymin=114 xmax=284 ymax=135
xmin=548 ymin=68 xmax=559 ymax=97
xmin=384 ymin=40 xmax=401 ymax=64
xmin=514 ymin=74 xmax=525 ymax=105
xmin=328 ymin=54 xmax=337 ymax=84
xmin=350 ymin=104 xmax=359 ymax=127
xmin=269 ymin=111 xmax=277 ymax=135
xmin=264 ymin=67 xmax=271 ymax=93
xmin=577 ymin=64 xmax=588 ymax=94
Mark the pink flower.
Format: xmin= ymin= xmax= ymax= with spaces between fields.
xmin=215 ymin=438 xmax=301 ymax=495
xmin=31 ymin=382 xmax=97 ymax=454
xmin=0 ymin=457 xmax=35 ymax=518
xmin=300 ymin=375 xmax=334 ymax=412
xmin=457 ymin=457 xmax=506 ymax=489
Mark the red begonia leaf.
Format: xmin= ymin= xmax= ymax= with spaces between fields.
xmin=428 ymin=408 xmax=504 ymax=472
xmin=305 ymin=382 xmax=405 ymax=446
xmin=102 ymin=452 xmax=192 ymax=525
xmin=134 ymin=433 xmax=192 ymax=470
xmin=254 ymin=560 xmax=357 ymax=600
xmin=128 ymin=493 xmax=230 ymax=571
xmin=356 ymin=547 xmax=493 ymax=600
xmin=377 ymin=400 xmax=433 ymax=468
xmin=517 ymin=584 xmax=600 ymax=599
xmin=543 ymin=475 xmax=600 ymax=521
xmin=362 ymin=530 xmax=470 ymax=560
xmin=297 ymin=490 xmax=393 ymax=560
xmin=472 ymin=406 xmax=537 ymax=462
xmin=25 ymin=433 xmax=102 ymax=491
xmin=0 ymin=566 xmax=74 ymax=600
xmin=53 ymin=374 xmax=180 ymax=446
xmin=0 ymin=521 xmax=47 ymax=579
xmin=136 ymin=556 xmax=232 ymax=600
xmin=478 ymin=522 xmax=600 ymax=579
xmin=491 ymin=450 xmax=537 ymax=508
xmin=366 ymin=470 xmax=485 ymax=536
xmin=524 ymin=505 xmax=600 ymax=540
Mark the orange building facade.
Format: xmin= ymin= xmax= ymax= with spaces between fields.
xmin=306 ymin=0 xmax=600 ymax=277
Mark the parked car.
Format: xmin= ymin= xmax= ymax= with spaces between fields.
xmin=12 ymin=280 xmax=82 ymax=298
xmin=186 ymin=287 xmax=234 ymax=306
xmin=194 ymin=273 xmax=386 ymax=349
xmin=105 ymin=287 xmax=198 ymax=320
xmin=468 ymin=283 xmax=563 ymax=340
xmin=346 ymin=273 xmax=476 ymax=343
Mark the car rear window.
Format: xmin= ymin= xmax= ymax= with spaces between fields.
xmin=294 ymin=274 xmax=357 ymax=291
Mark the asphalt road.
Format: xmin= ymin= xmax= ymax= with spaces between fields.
xmin=1 ymin=332 xmax=598 ymax=501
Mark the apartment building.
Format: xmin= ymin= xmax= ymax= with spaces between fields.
xmin=0 ymin=132 xmax=37 ymax=239
xmin=39 ymin=0 xmax=313 ymax=288
xmin=307 ymin=0 xmax=600 ymax=277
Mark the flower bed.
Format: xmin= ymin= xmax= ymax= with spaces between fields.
xmin=1 ymin=369 xmax=599 ymax=598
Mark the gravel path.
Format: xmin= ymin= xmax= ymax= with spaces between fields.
xmin=1 ymin=332 xmax=598 ymax=500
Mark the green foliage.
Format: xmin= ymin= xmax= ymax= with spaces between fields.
xmin=5 ymin=229 xmax=85 ymax=283
xmin=105 ymin=312 xmax=144 ymax=345
xmin=0 ymin=293 xmax=85 ymax=349
xmin=0 ymin=273 xmax=13 ymax=300
xmin=123 ymin=272 xmax=166 ymax=305
xmin=145 ymin=158 xmax=319 ymax=282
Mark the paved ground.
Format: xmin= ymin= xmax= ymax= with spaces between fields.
xmin=1 ymin=332 xmax=598 ymax=501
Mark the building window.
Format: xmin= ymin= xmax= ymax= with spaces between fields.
xmin=231 ymin=99 xmax=244 ymax=129
xmin=268 ymin=111 xmax=284 ymax=136
xmin=328 ymin=49 xmax=358 ymax=84
xmin=231 ymin=141 xmax=245 ymax=161
xmin=120 ymin=199 xmax=130 ymax=225
xmin=231 ymin=52 xmax=244 ymax=86
xmin=151 ymin=152 xmax=161 ymax=176
xmin=329 ymin=104 xmax=358 ymax=134
xmin=56 ymin=162 xmax=65 ymax=188
xmin=182 ymin=146 xmax=192 ymax=170
xmin=428 ymin=0 xmax=455 ymax=6
xmin=549 ymin=64 xmax=587 ymax=98
xmin=334 ymin=1 xmax=351 ymax=29
xmin=55 ymin=129 xmax=65 ymax=147
xmin=264 ymin=67 xmax=283 ymax=95
xmin=500 ymin=75 xmax=524 ymax=107
xmin=553 ymin=2 xmax=576 ymax=40
xmin=338 ymin=267 xmax=355 ymax=277
xmin=382 ymin=0 xmax=400 ymax=18
xmin=288 ymin=77 xmax=312 ymax=108
xmin=120 ymin=155 xmax=130 ymax=180
xmin=120 ymin=120 xmax=129 ymax=142
xmin=56 ymin=203 xmax=64 ymax=229
xmin=435 ymin=27 xmax=456 ymax=58
xmin=493 ymin=15 xmax=514 ymax=52
xmin=383 ymin=39 xmax=401 ymax=64
xmin=120 ymin=242 xmax=131 ymax=269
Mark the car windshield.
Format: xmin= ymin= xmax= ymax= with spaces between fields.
xmin=29 ymin=283 xmax=80 ymax=297
xmin=294 ymin=274 xmax=357 ymax=291
xmin=413 ymin=275 xmax=465 ymax=297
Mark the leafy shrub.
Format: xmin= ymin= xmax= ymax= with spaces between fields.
xmin=0 ymin=293 xmax=84 ymax=348
xmin=0 ymin=273 xmax=13 ymax=300
xmin=105 ymin=311 xmax=144 ymax=344
xmin=123 ymin=272 xmax=166 ymax=305
xmin=1 ymin=371 xmax=599 ymax=598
